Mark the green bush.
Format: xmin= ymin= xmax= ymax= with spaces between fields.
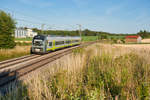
xmin=0 ymin=10 xmax=16 ymax=49
xmin=0 ymin=35 xmax=16 ymax=49
xmin=121 ymin=39 xmax=125 ymax=43
xmin=16 ymin=42 xmax=31 ymax=46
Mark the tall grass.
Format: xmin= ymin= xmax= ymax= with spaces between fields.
xmin=0 ymin=46 xmax=30 ymax=61
xmin=0 ymin=43 xmax=150 ymax=100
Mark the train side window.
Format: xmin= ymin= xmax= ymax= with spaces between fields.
xmin=49 ymin=42 xmax=52 ymax=46
xmin=66 ymin=40 xmax=69 ymax=44
xmin=72 ymin=40 xmax=76 ymax=43
xmin=56 ymin=41 xmax=64 ymax=45
xmin=66 ymin=40 xmax=71 ymax=44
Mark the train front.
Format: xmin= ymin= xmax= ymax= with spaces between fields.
xmin=31 ymin=35 xmax=46 ymax=54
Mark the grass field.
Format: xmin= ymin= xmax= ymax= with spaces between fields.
xmin=108 ymin=35 xmax=125 ymax=39
xmin=0 ymin=46 xmax=30 ymax=61
xmin=15 ymin=37 xmax=33 ymax=41
xmin=82 ymin=36 xmax=98 ymax=41
xmin=1 ymin=43 xmax=150 ymax=100
xmin=14 ymin=35 xmax=124 ymax=42
xmin=15 ymin=36 xmax=99 ymax=42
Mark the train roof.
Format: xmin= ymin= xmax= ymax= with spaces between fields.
xmin=33 ymin=35 xmax=81 ymax=41
xmin=46 ymin=36 xmax=81 ymax=41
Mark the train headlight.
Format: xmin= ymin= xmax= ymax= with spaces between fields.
xmin=35 ymin=49 xmax=41 ymax=52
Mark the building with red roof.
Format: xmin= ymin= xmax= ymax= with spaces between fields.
xmin=125 ymin=35 xmax=142 ymax=43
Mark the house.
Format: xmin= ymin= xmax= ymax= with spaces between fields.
xmin=26 ymin=29 xmax=37 ymax=37
xmin=15 ymin=28 xmax=38 ymax=38
xmin=15 ymin=27 xmax=27 ymax=38
xmin=125 ymin=35 xmax=142 ymax=43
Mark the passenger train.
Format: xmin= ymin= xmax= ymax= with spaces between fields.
xmin=31 ymin=35 xmax=81 ymax=54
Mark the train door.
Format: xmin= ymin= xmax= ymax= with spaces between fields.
xmin=46 ymin=40 xmax=53 ymax=51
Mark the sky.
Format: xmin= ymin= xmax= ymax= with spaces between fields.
xmin=0 ymin=0 xmax=150 ymax=33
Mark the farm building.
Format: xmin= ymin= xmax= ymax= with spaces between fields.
xmin=15 ymin=28 xmax=37 ymax=38
xmin=125 ymin=35 xmax=142 ymax=43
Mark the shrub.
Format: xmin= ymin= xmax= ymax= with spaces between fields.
xmin=0 ymin=10 xmax=16 ymax=49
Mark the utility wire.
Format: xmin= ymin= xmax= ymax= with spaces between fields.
xmin=0 ymin=8 xmax=50 ymax=24
xmin=0 ymin=8 xmax=83 ymax=31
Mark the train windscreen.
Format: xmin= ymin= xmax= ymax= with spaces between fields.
xmin=33 ymin=35 xmax=45 ymax=46
xmin=33 ymin=35 xmax=45 ymax=40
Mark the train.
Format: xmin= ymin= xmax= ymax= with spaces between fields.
xmin=30 ymin=35 xmax=81 ymax=54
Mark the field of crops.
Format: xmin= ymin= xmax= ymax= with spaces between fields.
xmin=1 ymin=43 xmax=150 ymax=100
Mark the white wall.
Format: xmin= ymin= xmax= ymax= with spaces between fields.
xmin=15 ymin=28 xmax=38 ymax=38
xmin=137 ymin=37 xmax=142 ymax=43
xmin=15 ymin=28 xmax=27 ymax=38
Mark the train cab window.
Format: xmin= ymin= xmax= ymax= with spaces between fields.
xmin=33 ymin=40 xmax=43 ymax=46
xmin=49 ymin=42 xmax=52 ymax=46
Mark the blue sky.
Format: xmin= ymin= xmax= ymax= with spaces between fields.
xmin=0 ymin=0 xmax=150 ymax=33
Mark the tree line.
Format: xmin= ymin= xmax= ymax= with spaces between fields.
xmin=33 ymin=28 xmax=150 ymax=39
xmin=32 ymin=28 xmax=127 ymax=37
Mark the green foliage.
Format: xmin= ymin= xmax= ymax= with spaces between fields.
xmin=108 ymin=36 xmax=125 ymax=40
xmin=100 ymin=34 xmax=108 ymax=39
xmin=33 ymin=28 xmax=112 ymax=37
xmin=121 ymin=39 xmax=125 ymax=43
xmin=1 ymin=45 xmax=150 ymax=99
xmin=112 ymin=38 xmax=117 ymax=43
xmin=16 ymin=42 xmax=31 ymax=46
xmin=48 ymin=53 xmax=150 ymax=99
xmin=82 ymin=36 xmax=98 ymax=41
xmin=73 ymin=48 xmax=85 ymax=55
xmin=137 ymin=30 xmax=150 ymax=38
xmin=0 ymin=84 xmax=29 ymax=100
xmin=0 ymin=46 xmax=30 ymax=62
xmin=83 ymin=29 xmax=97 ymax=36
xmin=0 ymin=10 xmax=16 ymax=49
xmin=15 ymin=37 xmax=33 ymax=41
xmin=0 ymin=35 xmax=16 ymax=48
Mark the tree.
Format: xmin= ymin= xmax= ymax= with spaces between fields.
xmin=0 ymin=10 xmax=16 ymax=49
xmin=100 ymin=34 xmax=108 ymax=39
xmin=137 ymin=30 xmax=150 ymax=38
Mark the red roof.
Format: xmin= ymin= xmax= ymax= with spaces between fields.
xmin=126 ymin=35 xmax=140 ymax=39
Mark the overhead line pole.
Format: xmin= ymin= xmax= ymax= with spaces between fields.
xmin=77 ymin=24 xmax=82 ymax=41
xmin=41 ymin=24 xmax=45 ymax=34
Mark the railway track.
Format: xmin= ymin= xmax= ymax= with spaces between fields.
xmin=0 ymin=54 xmax=42 ymax=70
xmin=0 ymin=42 xmax=95 ymax=88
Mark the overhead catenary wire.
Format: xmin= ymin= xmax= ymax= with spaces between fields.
xmin=0 ymin=8 xmax=84 ymax=31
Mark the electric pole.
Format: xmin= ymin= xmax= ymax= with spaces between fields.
xmin=41 ymin=24 xmax=45 ymax=34
xmin=77 ymin=24 xmax=82 ymax=41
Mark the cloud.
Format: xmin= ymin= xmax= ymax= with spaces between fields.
xmin=18 ymin=0 xmax=52 ymax=7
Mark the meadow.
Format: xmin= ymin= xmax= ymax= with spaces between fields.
xmin=15 ymin=37 xmax=33 ymax=42
xmin=82 ymin=36 xmax=99 ymax=41
xmin=1 ymin=43 xmax=150 ymax=100
xmin=0 ymin=46 xmax=30 ymax=61
xmin=15 ymin=36 xmax=99 ymax=42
